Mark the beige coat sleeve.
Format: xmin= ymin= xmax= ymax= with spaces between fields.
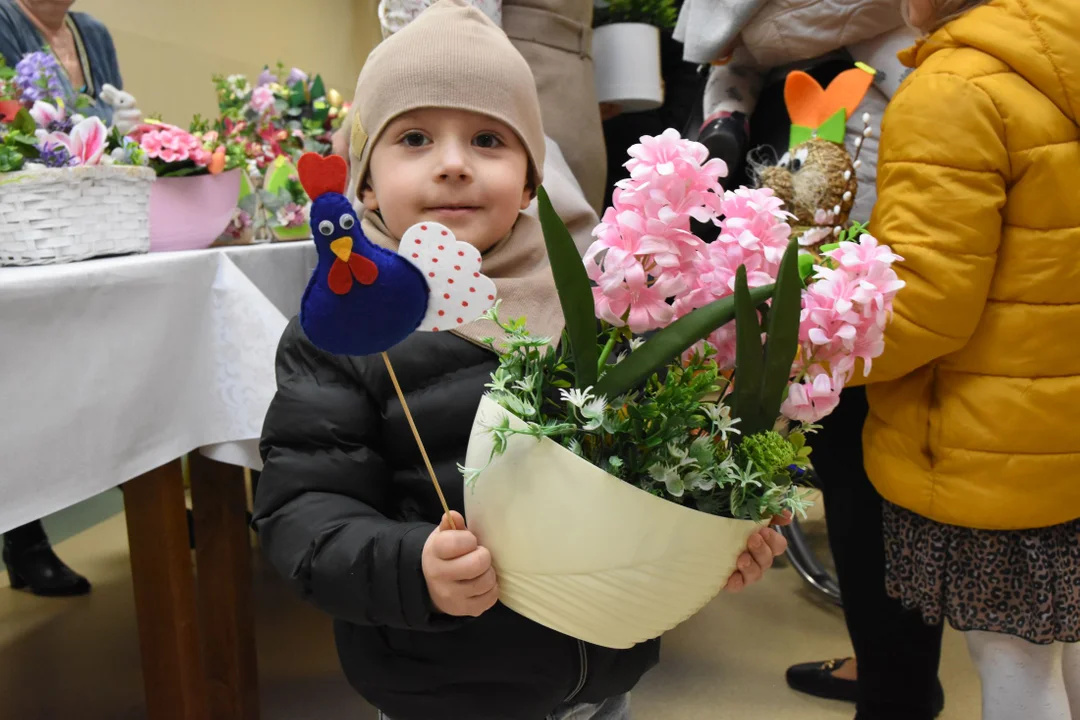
xmin=502 ymin=0 xmax=607 ymax=214
xmin=741 ymin=0 xmax=905 ymax=67
xmin=522 ymin=136 xmax=599 ymax=257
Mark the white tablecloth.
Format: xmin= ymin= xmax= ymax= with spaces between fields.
xmin=0 ymin=243 xmax=316 ymax=534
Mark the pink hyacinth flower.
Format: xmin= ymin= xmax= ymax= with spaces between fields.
xmin=781 ymin=370 xmax=845 ymax=423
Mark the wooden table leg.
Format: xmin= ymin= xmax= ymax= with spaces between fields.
xmin=189 ymin=453 xmax=260 ymax=720
xmin=123 ymin=460 xmax=209 ymax=720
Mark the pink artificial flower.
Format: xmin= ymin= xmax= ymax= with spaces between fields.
xmin=56 ymin=116 xmax=107 ymax=166
xmin=590 ymin=255 xmax=684 ymax=334
xmin=276 ymin=202 xmax=308 ymax=228
xmin=781 ymin=369 xmax=845 ymax=423
xmin=140 ymin=125 xmax=203 ymax=164
xmin=29 ymin=100 xmax=65 ymax=127
xmin=250 ymin=85 xmax=276 ymax=115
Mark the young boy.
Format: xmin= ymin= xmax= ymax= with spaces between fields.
xmin=254 ymin=3 xmax=786 ymax=718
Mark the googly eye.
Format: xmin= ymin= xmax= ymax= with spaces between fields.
xmin=318 ymin=220 xmax=334 ymax=236
xmin=339 ymin=214 xmax=355 ymax=230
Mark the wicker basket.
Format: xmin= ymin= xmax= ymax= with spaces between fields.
xmin=0 ymin=164 xmax=156 ymax=266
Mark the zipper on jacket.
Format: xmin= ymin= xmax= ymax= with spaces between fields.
xmin=564 ymin=640 xmax=588 ymax=703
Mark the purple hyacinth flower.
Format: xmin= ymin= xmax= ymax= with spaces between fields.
xmin=285 ymin=68 xmax=308 ymax=87
xmin=38 ymin=142 xmax=74 ymax=168
xmin=14 ymin=52 xmax=65 ymax=104
xmin=256 ymin=68 xmax=278 ymax=87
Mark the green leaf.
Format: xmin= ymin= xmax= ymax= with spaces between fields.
xmin=536 ymin=185 xmax=598 ymax=389
xmin=594 ymin=283 xmax=774 ymax=400
xmin=758 ymin=240 xmax=803 ymax=426
xmin=12 ymin=108 xmax=35 ymax=136
xmin=732 ymin=266 xmax=765 ymax=436
xmin=798 ymin=252 xmax=816 ymax=284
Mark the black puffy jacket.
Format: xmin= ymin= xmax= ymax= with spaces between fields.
xmin=254 ymin=319 xmax=659 ymax=720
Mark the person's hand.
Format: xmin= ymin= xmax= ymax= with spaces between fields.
xmin=422 ymin=511 xmax=499 ymax=617
xmin=724 ymin=511 xmax=791 ymax=593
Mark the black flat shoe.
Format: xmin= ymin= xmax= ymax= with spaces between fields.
xmin=787 ymin=658 xmax=946 ymax=717
xmin=786 ymin=657 xmax=858 ymax=703
xmin=3 ymin=540 xmax=90 ymax=597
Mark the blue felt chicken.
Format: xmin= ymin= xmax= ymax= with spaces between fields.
xmin=297 ymin=153 xmax=496 ymax=357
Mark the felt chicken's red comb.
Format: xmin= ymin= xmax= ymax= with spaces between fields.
xmin=298 ymin=152 xmax=348 ymax=200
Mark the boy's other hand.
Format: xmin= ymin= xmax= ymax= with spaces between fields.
xmin=422 ymin=511 xmax=499 ymax=617
xmin=723 ymin=512 xmax=791 ymax=593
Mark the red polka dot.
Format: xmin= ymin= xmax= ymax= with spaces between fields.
xmin=444 ymin=293 xmax=450 ymax=299
xmin=414 ymin=239 xmax=421 ymax=244
xmin=473 ymin=272 xmax=480 ymax=278
xmin=458 ymin=251 xmax=464 ymax=257
xmin=438 ymin=245 xmax=444 ymax=251
xmin=432 ymin=258 xmax=438 ymax=263
xmin=428 ymin=272 xmax=435 ymax=278
xmin=441 ymin=230 xmax=448 ymax=236
xmin=438 ymin=310 xmax=445 ymax=316
xmin=448 ymin=279 xmax=455 ymax=284
xmin=488 ymin=295 xmax=495 ymax=301
xmin=432 ymin=326 xmax=439 ymax=331
xmin=457 ymin=317 xmax=463 ymax=324
xmin=454 ymin=265 xmax=461 ymax=271
xmin=462 ymin=301 xmax=469 ymax=307
xmin=412 ymin=253 xmax=418 ymax=258
xmin=469 ymin=287 xmax=475 ymax=292
xmin=421 ymin=225 xmax=428 ymax=231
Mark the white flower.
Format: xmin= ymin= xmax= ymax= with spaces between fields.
xmin=705 ymin=404 xmax=741 ymax=441
xmin=559 ymin=386 xmax=595 ymax=410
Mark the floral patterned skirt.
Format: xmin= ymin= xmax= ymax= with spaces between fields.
xmin=883 ymin=502 xmax=1080 ymax=644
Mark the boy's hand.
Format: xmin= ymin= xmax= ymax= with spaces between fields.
xmin=724 ymin=512 xmax=791 ymax=593
xmin=422 ymin=511 xmax=499 ymax=617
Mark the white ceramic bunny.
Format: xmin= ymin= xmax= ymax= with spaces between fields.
xmin=100 ymin=83 xmax=143 ymax=135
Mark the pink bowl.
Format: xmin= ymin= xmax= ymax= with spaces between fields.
xmin=149 ymin=169 xmax=242 ymax=252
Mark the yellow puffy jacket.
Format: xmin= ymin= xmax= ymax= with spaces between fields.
xmin=862 ymin=0 xmax=1080 ymax=531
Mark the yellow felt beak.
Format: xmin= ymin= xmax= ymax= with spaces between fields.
xmin=330 ymin=236 xmax=352 ymax=262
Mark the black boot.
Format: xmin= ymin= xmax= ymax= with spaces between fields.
xmin=786 ymin=658 xmax=945 ymax=717
xmin=3 ymin=520 xmax=91 ymax=597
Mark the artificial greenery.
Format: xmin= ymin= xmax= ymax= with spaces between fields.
xmin=594 ymin=0 xmax=679 ymax=29
xmin=460 ymin=304 xmax=814 ymax=521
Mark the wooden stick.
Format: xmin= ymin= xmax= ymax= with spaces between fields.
xmin=381 ymin=352 xmax=457 ymax=530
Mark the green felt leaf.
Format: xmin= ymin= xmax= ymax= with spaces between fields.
xmin=264 ymin=156 xmax=295 ymax=194
xmin=537 ymin=185 xmax=598 ymax=389
xmin=817 ymin=109 xmax=848 ymax=144
xmin=594 ymin=283 xmax=774 ymax=400
xmin=289 ymin=81 xmax=306 ymax=108
xmin=310 ymin=75 xmax=326 ymax=101
xmin=758 ymin=240 xmax=802 ymax=428
xmin=789 ymin=124 xmax=813 ymax=149
xmin=732 ymin=266 xmax=765 ymax=435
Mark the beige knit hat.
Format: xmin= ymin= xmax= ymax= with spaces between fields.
xmin=348 ymin=0 xmax=545 ymax=199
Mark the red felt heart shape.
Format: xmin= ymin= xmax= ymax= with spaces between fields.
xmin=298 ymin=152 xmax=348 ymax=200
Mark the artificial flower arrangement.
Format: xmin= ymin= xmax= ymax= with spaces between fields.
xmin=208 ymin=64 xmax=350 ymax=243
xmin=459 ymin=128 xmax=904 ymax=648
xmin=0 ymin=51 xmax=245 ymax=178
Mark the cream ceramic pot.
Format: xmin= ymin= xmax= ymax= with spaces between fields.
xmin=463 ymin=395 xmax=761 ymax=649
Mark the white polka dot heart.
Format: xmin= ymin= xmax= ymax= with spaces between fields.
xmin=398 ymin=221 xmax=498 ymax=333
